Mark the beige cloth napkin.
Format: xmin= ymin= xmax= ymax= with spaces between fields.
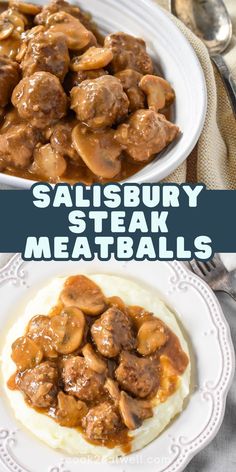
xmin=158 ymin=0 xmax=236 ymax=189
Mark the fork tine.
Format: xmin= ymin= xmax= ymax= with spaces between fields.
xmin=189 ymin=260 xmax=205 ymax=278
xmin=196 ymin=260 xmax=210 ymax=276
xmin=211 ymin=253 xmax=222 ymax=266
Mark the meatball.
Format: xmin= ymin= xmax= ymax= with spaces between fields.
xmin=64 ymin=68 xmax=108 ymax=93
xmin=50 ymin=121 xmax=82 ymax=162
xmin=61 ymin=356 xmax=105 ymax=401
xmin=115 ymin=69 xmax=145 ymax=112
xmin=91 ymin=307 xmax=136 ymax=358
xmin=82 ymin=402 xmax=121 ymax=440
xmin=115 ymin=351 xmax=159 ymax=398
xmin=12 ymin=71 xmax=67 ymax=129
xmin=35 ymin=0 xmax=82 ymax=25
xmin=0 ymin=124 xmax=40 ymax=169
xmin=70 ymin=75 xmax=129 ymax=129
xmin=104 ymin=32 xmax=153 ymax=75
xmin=0 ymin=57 xmax=20 ymax=108
xmin=21 ymin=31 xmax=70 ymax=81
xmin=114 ymin=109 xmax=179 ymax=161
xmin=16 ymin=361 xmax=58 ymax=408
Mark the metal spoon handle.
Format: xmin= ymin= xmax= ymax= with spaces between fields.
xmin=212 ymin=54 xmax=236 ymax=117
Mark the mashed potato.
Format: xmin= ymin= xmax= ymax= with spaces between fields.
xmin=1 ymin=275 xmax=190 ymax=458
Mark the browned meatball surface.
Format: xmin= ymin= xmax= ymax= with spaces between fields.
xmin=16 ymin=361 xmax=58 ymax=408
xmin=115 ymin=109 xmax=179 ymax=161
xmin=21 ymin=31 xmax=70 ymax=81
xmin=50 ymin=121 xmax=82 ymax=162
xmin=115 ymin=69 xmax=145 ymax=112
xmin=64 ymin=68 xmax=108 ymax=93
xmin=91 ymin=307 xmax=136 ymax=358
xmin=70 ymin=75 xmax=129 ymax=129
xmin=0 ymin=124 xmax=40 ymax=169
xmin=0 ymin=57 xmax=20 ymax=108
xmin=61 ymin=356 xmax=105 ymax=401
xmin=82 ymin=401 xmax=121 ymax=440
xmin=35 ymin=0 xmax=82 ymax=24
xmin=104 ymin=32 xmax=153 ymax=75
xmin=12 ymin=71 xmax=67 ymax=129
xmin=115 ymin=351 xmax=159 ymax=398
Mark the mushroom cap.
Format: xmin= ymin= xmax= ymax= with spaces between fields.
xmin=72 ymin=125 xmax=122 ymax=179
xmin=50 ymin=306 xmax=85 ymax=354
xmin=60 ymin=274 xmax=107 ymax=316
xmin=11 ymin=335 xmax=43 ymax=371
xmin=82 ymin=343 xmax=107 ymax=374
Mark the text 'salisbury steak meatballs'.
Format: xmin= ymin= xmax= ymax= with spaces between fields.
xmin=12 ymin=71 xmax=67 ymax=128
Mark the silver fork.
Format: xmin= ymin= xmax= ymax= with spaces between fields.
xmin=189 ymin=254 xmax=236 ymax=302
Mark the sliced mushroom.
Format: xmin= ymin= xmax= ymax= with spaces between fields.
xmin=11 ymin=335 xmax=43 ymax=371
xmin=60 ymin=275 xmax=106 ymax=316
xmin=104 ymin=378 xmax=120 ymax=406
xmin=139 ymin=75 xmax=175 ymax=112
xmin=82 ymin=343 xmax=107 ymax=374
xmin=50 ymin=306 xmax=85 ymax=354
xmin=0 ymin=36 xmax=21 ymax=59
xmin=27 ymin=314 xmax=57 ymax=359
xmin=107 ymin=296 xmax=127 ymax=313
xmin=9 ymin=0 xmax=42 ymax=15
xmin=16 ymin=25 xmax=46 ymax=62
xmin=0 ymin=8 xmax=27 ymax=35
xmin=72 ymin=124 xmax=122 ymax=179
xmin=119 ymin=391 xmax=153 ymax=430
xmin=137 ymin=319 xmax=168 ymax=355
xmin=0 ymin=20 xmax=14 ymax=40
xmin=46 ymin=12 xmax=96 ymax=50
xmin=56 ymin=391 xmax=88 ymax=427
xmin=71 ymin=47 xmax=113 ymax=71
xmin=31 ymin=144 xmax=67 ymax=181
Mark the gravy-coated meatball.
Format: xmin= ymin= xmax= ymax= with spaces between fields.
xmin=91 ymin=307 xmax=136 ymax=358
xmin=115 ymin=69 xmax=145 ymax=112
xmin=50 ymin=121 xmax=82 ymax=162
xmin=12 ymin=71 xmax=67 ymax=129
xmin=0 ymin=57 xmax=20 ymax=108
xmin=61 ymin=356 xmax=105 ymax=401
xmin=82 ymin=402 xmax=121 ymax=440
xmin=21 ymin=31 xmax=70 ymax=81
xmin=104 ymin=32 xmax=153 ymax=75
xmin=115 ymin=351 xmax=159 ymax=398
xmin=64 ymin=68 xmax=108 ymax=93
xmin=115 ymin=109 xmax=179 ymax=161
xmin=16 ymin=361 xmax=58 ymax=408
xmin=70 ymin=75 xmax=129 ymax=129
xmin=0 ymin=124 xmax=40 ymax=169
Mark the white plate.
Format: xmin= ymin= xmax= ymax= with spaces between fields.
xmin=0 ymin=0 xmax=207 ymax=188
xmin=0 ymin=256 xmax=234 ymax=472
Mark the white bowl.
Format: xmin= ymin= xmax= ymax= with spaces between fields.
xmin=0 ymin=0 xmax=207 ymax=187
xmin=0 ymin=257 xmax=234 ymax=472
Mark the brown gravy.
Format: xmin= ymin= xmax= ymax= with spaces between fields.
xmin=8 ymin=278 xmax=189 ymax=451
xmin=0 ymin=0 xmax=175 ymax=184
